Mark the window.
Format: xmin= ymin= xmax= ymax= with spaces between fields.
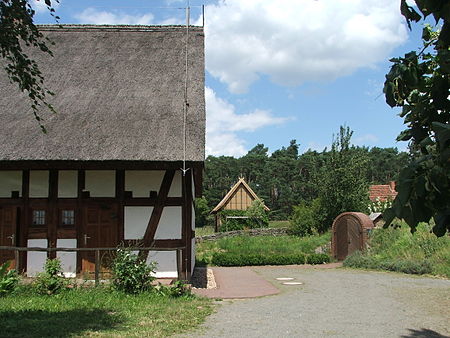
xmin=32 ymin=210 xmax=46 ymax=225
xmin=61 ymin=210 xmax=75 ymax=226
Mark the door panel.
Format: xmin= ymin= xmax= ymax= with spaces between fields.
xmin=82 ymin=204 xmax=118 ymax=274
xmin=347 ymin=217 xmax=361 ymax=256
xmin=336 ymin=219 xmax=348 ymax=260
xmin=0 ymin=207 xmax=17 ymax=268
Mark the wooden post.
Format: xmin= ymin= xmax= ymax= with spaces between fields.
xmin=94 ymin=249 xmax=100 ymax=286
xmin=176 ymin=248 xmax=185 ymax=281
xmin=14 ymin=249 xmax=20 ymax=272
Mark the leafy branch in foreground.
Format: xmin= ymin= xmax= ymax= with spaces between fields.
xmin=0 ymin=0 xmax=59 ymax=132
xmin=382 ymin=0 xmax=449 ymax=236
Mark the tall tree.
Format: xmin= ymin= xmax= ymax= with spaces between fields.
xmin=315 ymin=126 xmax=370 ymax=232
xmin=0 ymin=0 xmax=59 ymax=132
xmin=383 ymin=0 xmax=449 ymax=236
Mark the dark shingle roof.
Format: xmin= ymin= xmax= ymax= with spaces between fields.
xmin=0 ymin=25 xmax=205 ymax=162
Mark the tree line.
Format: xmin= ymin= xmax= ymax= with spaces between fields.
xmin=202 ymin=126 xmax=410 ymax=223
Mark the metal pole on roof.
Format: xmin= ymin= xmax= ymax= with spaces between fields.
xmin=181 ymin=0 xmax=190 ymax=177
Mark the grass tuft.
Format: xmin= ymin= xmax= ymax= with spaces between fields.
xmin=344 ymin=223 xmax=450 ymax=278
xmin=0 ymin=287 xmax=213 ymax=337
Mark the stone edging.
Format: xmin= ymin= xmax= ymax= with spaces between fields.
xmin=196 ymin=227 xmax=289 ymax=242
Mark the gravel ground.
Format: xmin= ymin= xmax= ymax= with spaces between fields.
xmin=181 ymin=267 xmax=450 ymax=338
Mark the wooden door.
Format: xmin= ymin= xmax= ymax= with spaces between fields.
xmin=0 ymin=207 xmax=17 ymax=268
xmin=347 ymin=217 xmax=362 ymax=257
xmin=335 ymin=219 xmax=348 ymax=260
xmin=81 ymin=204 xmax=118 ymax=274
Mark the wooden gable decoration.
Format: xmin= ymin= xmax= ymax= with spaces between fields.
xmin=211 ymin=178 xmax=270 ymax=214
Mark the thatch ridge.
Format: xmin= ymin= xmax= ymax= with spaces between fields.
xmin=0 ymin=24 xmax=205 ymax=162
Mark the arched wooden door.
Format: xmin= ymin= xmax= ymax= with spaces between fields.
xmin=334 ymin=214 xmax=363 ymax=260
xmin=347 ymin=216 xmax=362 ymax=257
xmin=335 ymin=217 xmax=348 ymax=260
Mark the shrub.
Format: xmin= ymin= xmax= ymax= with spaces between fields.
xmin=154 ymin=280 xmax=191 ymax=298
xmin=343 ymin=251 xmax=433 ymax=275
xmin=289 ymin=198 xmax=322 ymax=236
xmin=368 ymin=197 xmax=393 ymax=214
xmin=220 ymin=200 xmax=269 ymax=232
xmin=111 ymin=248 xmax=156 ymax=294
xmin=0 ymin=261 xmax=19 ymax=297
xmin=34 ymin=258 xmax=67 ymax=295
xmin=195 ymin=197 xmax=214 ymax=227
xmin=211 ymin=252 xmax=329 ymax=267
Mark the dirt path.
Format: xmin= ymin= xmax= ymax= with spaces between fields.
xmin=182 ymin=267 xmax=450 ymax=338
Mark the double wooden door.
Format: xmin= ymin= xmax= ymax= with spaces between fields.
xmin=0 ymin=207 xmax=18 ymax=268
xmin=81 ymin=203 xmax=118 ymax=274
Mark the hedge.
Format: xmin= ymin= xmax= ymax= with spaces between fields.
xmin=210 ymin=252 xmax=330 ymax=267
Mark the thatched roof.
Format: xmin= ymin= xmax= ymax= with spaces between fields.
xmin=211 ymin=178 xmax=270 ymax=213
xmin=0 ymin=25 xmax=205 ymax=162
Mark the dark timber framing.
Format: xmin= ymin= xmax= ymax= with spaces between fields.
xmin=0 ymin=161 xmax=202 ymax=280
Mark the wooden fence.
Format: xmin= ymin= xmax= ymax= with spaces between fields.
xmin=0 ymin=246 xmax=186 ymax=285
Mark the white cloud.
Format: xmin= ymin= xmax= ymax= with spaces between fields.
xmin=205 ymin=0 xmax=408 ymax=93
xmin=75 ymin=8 xmax=155 ymax=25
xmin=32 ymin=0 xmax=60 ymax=14
xmin=206 ymin=87 xmax=287 ymax=156
xmin=354 ymin=133 xmax=379 ymax=145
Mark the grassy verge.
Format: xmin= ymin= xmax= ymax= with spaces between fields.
xmin=196 ymin=233 xmax=331 ymax=266
xmin=268 ymin=220 xmax=290 ymax=228
xmin=0 ymin=287 xmax=214 ymax=337
xmin=344 ymin=223 xmax=450 ymax=278
xmin=195 ymin=226 xmax=215 ymax=237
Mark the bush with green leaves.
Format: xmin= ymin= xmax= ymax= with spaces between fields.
xmin=194 ymin=197 xmax=214 ymax=228
xmin=289 ymin=198 xmax=323 ymax=236
xmin=154 ymin=280 xmax=191 ymax=298
xmin=34 ymin=258 xmax=67 ymax=295
xmin=220 ymin=200 xmax=269 ymax=232
xmin=343 ymin=223 xmax=450 ymax=277
xmin=368 ymin=197 xmax=393 ymax=214
xmin=0 ymin=261 xmax=19 ymax=297
xmin=111 ymin=248 xmax=156 ymax=294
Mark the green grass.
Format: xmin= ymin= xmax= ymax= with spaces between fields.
xmin=268 ymin=220 xmax=290 ymax=228
xmin=195 ymin=226 xmax=215 ymax=237
xmin=197 ymin=233 xmax=331 ymax=266
xmin=344 ymin=223 xmax=450 ymax=278
xmin=0 ymin=287 xmax=214 ymax=337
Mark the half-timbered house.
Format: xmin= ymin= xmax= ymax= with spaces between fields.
xmin=0 ymin=25 xmax=205 ymax=280
xmin=211 ymin=178 xmax=269 ymax=231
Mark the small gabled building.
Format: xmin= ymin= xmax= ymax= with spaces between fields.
xmin=211 ymin=178 xmax=269 ymax=230
xmin=369 ymin=181 xmax=398 ymax=202
xmin=0 ymin=25 xmax=205 ymax=280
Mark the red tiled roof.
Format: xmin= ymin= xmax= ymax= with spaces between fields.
xmin=369 ymin=183 xmax=397 ymax=202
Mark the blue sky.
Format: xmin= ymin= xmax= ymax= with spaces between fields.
xmin=33 ymin=0 xmax=425 ymax=157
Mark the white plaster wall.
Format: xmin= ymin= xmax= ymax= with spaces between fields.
xmin=29 ymin=171 xmax=49 ymax=198
xmin=124 ymin=206 xmax=153 ymax=239
xmin=168 ymin=171 xmax=182 ymax=197
xmin=147 ymin=251 xmax=178 ymax=278
xmin=154 ymin=207 xmax=182 ymax=239
xmin=26 ymin=239 xmax=47 ymax=277
xmin=0 ymin=171 xmax=22 ymax=198
xmin=58 ymin=171 xmax=78 ymax=198
xmin=85 ymin=170 xmax=115 ymax=197
xmin=56 ymin=239 xmax=77 ymax=278
xmin=125 ymin=171 xmax=164 ymax=197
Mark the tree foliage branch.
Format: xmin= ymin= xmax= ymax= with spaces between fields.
xmin=0 ymin=0 xmax=59 ymax=133
xmin=383 ymin=0 xmax=450 ymax=236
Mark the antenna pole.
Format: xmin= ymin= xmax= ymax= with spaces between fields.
xmin=181 ymin=1 xmax=190 ymax=177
